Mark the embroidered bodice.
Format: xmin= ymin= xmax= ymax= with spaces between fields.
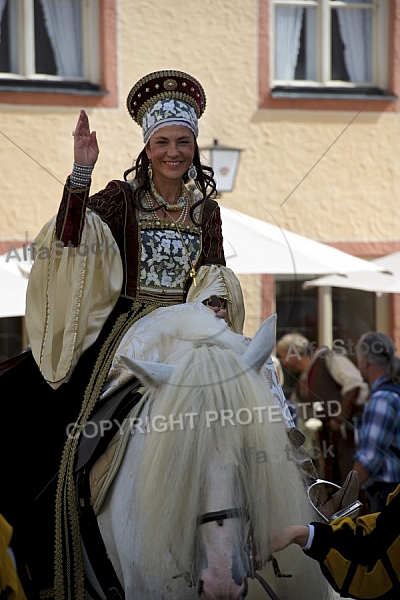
xmin=139 ymin=214 xmax=201 ymax=300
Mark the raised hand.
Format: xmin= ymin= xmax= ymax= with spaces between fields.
xmin=73 ymin=109 xmax=99 ymax=167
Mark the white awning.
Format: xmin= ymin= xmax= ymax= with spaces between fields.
xmin=221 ymin=207 xmax=385 ymax=276
xmin=303 ymin=251 xmax=400 ymax=293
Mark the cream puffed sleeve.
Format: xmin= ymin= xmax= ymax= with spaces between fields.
xmin=25 ymin=209 xmax=123 ymax=389
xmin=186 ymin=264 xmax=245 ymax=334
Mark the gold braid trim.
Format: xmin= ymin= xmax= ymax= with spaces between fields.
xmin=218 ymin=267 xmax=234 ymax=331
xmin=39 ymin=587 xmax=55 ymax=599
xmin=38 ymin=226 xmax=89 ymax=386
xmin=140 ymin=220 xmax=201 ymax=234
xmin=54 ymin=300 xmax=165 ymax=600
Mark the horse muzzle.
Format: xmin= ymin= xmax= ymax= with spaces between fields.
xmin=197 ymin=576 xmax=248 ymax=599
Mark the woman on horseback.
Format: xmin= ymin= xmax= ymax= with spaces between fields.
xmin=1 ymin=70 xmax=244 ymax=599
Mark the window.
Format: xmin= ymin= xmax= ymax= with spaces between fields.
xmin=276 ymin=278 xmax=318 ymax=343
xmin=332 ymin=287 xmax=375 ymax=361
xmin=0 ymin=0 xmax=100 ymax=91
xmin=271 ymin=0 xmax=388 ymax=95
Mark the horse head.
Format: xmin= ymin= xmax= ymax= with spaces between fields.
xmin=123 ymin=312 xmax=276 ymax=598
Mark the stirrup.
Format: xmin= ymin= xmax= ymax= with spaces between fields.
xmin=307 ymin=475 xmax=363 ymax=523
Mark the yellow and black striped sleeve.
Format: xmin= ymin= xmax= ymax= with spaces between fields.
xmin=304 ymin=486 xmax=400 ymax=599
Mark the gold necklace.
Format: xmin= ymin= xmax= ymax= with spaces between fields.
xmin=149 ymin=179 xmax=188 ymax=212
xmin=145 ymin=190 xmax=189 ymax=224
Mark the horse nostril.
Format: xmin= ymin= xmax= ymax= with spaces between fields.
xmin=197 ymin=579 xmax=204 ymax=597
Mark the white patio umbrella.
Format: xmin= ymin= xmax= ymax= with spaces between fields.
xmin=220 ymin=207 xmax=386 ymax=276
xmin=0 ymin=265 xmax=29 ymax=317
xmin=0 ymin=250 xmax=31 ymax=318
xmin=303 ymin=251 xmax=399 ymax=292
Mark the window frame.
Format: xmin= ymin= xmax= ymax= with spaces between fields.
xmin=271 ymin=0 xmax=387 ymax=90
xmin=0 ymin=0 xmax=117 ymax=108
xmin=259 ymin=0 xmax=400 ymax=111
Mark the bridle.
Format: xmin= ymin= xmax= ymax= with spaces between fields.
xmin=173 ymin=508 xmax=292 ymax=600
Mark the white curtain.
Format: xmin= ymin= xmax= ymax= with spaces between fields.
xmin=0 ymin=0 xmax=8 ymax=46
xmin=337 ymin=0 xmax=373 ymax=83
xmin=39 ymin=0 xmax=82 ymax=77
xmin=274 ymin=6 xmax=304 ymax=80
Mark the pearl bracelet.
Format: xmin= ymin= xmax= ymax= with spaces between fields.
xmin=70 ymin=162 xmax=94 ymax=188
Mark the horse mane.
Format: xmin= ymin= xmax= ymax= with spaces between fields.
xmin=132 ymin=306 xmax=318 ymax=582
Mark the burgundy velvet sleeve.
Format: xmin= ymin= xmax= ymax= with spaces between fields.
xmin=85 ymin=181 xmax=128 ymax=238
xmin=55 ymin=178 xmax=89 ymax=245
xmin=55 ymin=179 xmax=127 ymax=246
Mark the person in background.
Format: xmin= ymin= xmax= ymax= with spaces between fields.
xmin=276 ymin=333 xmax=368 ymax=485
xmin=353 ymin=331 xmax=400 ymax=513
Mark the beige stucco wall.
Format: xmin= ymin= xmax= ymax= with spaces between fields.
xmin=1 ymin=0 xmax=400 ymax=336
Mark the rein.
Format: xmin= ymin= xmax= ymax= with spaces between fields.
xmin=198 ymin=508 xmax=248 ymax=526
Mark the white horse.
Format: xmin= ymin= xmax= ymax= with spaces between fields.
xmin=89 ymin=303 xmax=333 ymax=600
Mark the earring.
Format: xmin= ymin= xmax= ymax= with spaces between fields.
xmin=148 ymin=161 xmax=153 ymax=180
xmin=188 ymin=163 xmax=197 ymax=181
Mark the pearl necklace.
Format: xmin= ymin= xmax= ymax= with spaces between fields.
xmin=149 ymin=179 xmax=188 ymax=212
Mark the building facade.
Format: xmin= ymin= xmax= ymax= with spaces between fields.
xmin=0 ymin=0 xmax=400 ymax=355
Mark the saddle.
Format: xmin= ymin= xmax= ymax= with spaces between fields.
xmin=89 ymin=393 xmax=147 ymax=515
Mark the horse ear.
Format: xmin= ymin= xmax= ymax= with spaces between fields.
xmin=120 ymin=356 xmax=174 ymax=388
xmin=242 ymin=313 xmax=277 ymax=372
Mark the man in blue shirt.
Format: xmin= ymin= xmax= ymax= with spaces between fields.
xmin=353 ymin=331 xmax=400 ymax=512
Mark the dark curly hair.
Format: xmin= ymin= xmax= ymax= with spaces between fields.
xmin=123 ymin=141 xmax=217 ymax=226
